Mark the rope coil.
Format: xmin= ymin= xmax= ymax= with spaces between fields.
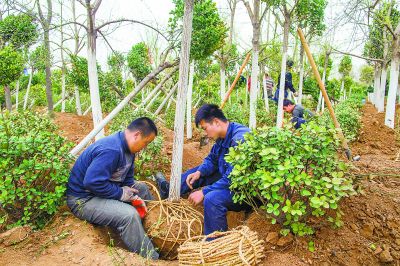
xmin=142 ymin=181 xmax=204 ymax=260
xmin=178 ymin=226 xmax=265 ymax=266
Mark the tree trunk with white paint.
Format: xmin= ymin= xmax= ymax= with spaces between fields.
xmin=384 ymin=36 xmax=399 ymax=128
xmin=276 ymin=15 xmax=290 ymax=128
xmin=340 ymin=79 xmax=345 ymax=101
xmin=262 ymin=74 xmax=269 ymax=112
xmin=373 ymin=66 xmax=381 ymax=106
xmin=248 ymin=0 xmax=261 ymax=129
xmin=155 ymin=83 xmax=178 ymax=115
xmin=145 ymin=90 xmax=161 ymax=110
xmin=60 ymin=0 xmax=66 ymax=113
xmin=377 ymin=26 xmax=390 ymax=113
xmin=187 ymin=61 xmax=194 ymax=139
xmin=220 ymin=64 xmax=226 ymax=101
xmin=74 ymin=86 xmax=82 ymax=115
xmin=377 ymin=65 xmax=387 ymax=112
xmin=23 ymin=70 xmax=33 ymax=110
xmin=169 ymin=0 xmax=194 ymax=201
xmin=139 ymin=66 xmax=178 ymax=108
xmin=317 ymin=51 xmax=329 ymax=112
xmin=61 ymin=67 xmax=66 ymax=112
xmin=86 ymin=5 xmax=104 ymax=140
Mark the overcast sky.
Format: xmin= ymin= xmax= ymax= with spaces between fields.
xmin=57 ymin=0 xmax=366 ymax=80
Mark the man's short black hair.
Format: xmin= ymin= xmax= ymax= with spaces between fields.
xmin=286 ymin=59 xmax=294 ymax=68
xmin=283 ymin=99 xmax=294 ymax=107
xmin=195 ymin=104 xmax=227 ymax=127
xmin=127 ymin=117 xmax=158 ymax=136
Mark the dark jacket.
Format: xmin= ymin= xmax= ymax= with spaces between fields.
xmin=198 ymin=122 xmax=250 ymax=195
xmin=66 ymin=132 xmax=135 ymax=199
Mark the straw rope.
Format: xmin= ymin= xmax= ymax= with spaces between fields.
xmin=142 ymin=181 xmax=204 ymax=260
xmin=178 ymin=226 xmax=265 ymax=266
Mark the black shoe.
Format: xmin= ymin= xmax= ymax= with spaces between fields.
xmin=153 ymin=172 xmax=169 ymax=200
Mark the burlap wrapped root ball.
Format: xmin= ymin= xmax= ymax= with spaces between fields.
xmin=143 ymin=199 xmax=204 ymax=260
xmin=178 ymin=226 xmax=265 ymax=266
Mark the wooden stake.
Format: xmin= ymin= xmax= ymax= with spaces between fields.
xmin=220 ymin=53 xmax=251 ymax=109
xmin=297 ymin=28 xmax=352 ymax=160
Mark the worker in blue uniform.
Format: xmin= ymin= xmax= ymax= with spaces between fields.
xmin=66 ymin=117 xmax=159 ymax=259
xmin=155 ymin=104 xmax=251 ymax=235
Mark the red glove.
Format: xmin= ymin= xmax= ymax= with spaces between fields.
xmin=131 ymin=197 xmax=148 ymax=219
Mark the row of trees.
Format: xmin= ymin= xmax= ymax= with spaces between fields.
xmin=1 ymin=0 xmax=398 ymax=200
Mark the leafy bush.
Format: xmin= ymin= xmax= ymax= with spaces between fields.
xmin=226 ymin=122 xmax=355 ymax=236
xmin=318 ymin=96 xmax=362 ymax=141
xmin=0 ymin=112 xmax=74 ymax=230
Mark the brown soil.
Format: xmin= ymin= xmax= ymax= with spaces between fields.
xmin=54 ymin=113 xmax=94 ymax=144
xmin=1 ymin=103 xmax=399 ymax=265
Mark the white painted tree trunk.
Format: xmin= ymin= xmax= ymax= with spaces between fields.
xmin=83 ymin=105 xmax=92 ymax=116
xmin=23 ymin=70 xmax=33 ymax=110
xmin=87 ymin=39 xmax=104 ymax=139
xmin=166 ymin=98 xmax=172 ymax=111
xmin=384 ymin=55 xmax=399 ymax=128
xmin=317 ymin=53 xmax=328 ymax=112
xmin=169 ymin=0 xmax=194 ymax=201
xmin=398 ymin=79 xmax=400 ymax=104
xmin=186 ymin=61 xmax=194 ymax=139
xmin=340 ymin=79 xmax=345 ymax=101
xmin=373 ymin=67 xmax=380 ymax=106
xmin=139 ymin=66 xmax=178 ymax=108
xmin=262 ymin=74 xmax=269 ymax=112
xmin=249 ymin=22 xmax=260 ymax=129
xmin=276 ymin=18 xmax=290 ymax=128
xmin=74 ymin=86 xmax=82 ymax=115
xmin=220 ymin=64 xmax=226 ymax=101
xmin=61 ymin=67 xmax=66 ymax=112
xmin=145 ymin=90 xmax=161 ymax=110
xmin=377 ymin=65 xmax=387 ymax=112
xmin=15 ymin=80 xmax=20 ymax=110
xmin=155 ymin=83 xmax=178 ymax=115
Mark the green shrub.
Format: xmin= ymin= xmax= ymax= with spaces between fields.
xmin=318 ymin=96 xmax=362 ymax=141
xmin=0 ymin=111 xmax=74 ymax=230
xmin=226 ymin=122 xmax=355 ymax=236
xmin=164 ymin=104 xmax=176 ymax=130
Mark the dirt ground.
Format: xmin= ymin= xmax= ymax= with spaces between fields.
xmin=1 ymin=103 xmax=399 ymax=265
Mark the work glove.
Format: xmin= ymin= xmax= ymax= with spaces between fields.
xmin=131 ymin=197 xmax=148 ymax=219
xmin=120 ymin=186 xmax=139 ymax=202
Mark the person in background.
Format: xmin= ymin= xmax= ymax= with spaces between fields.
xmin=265 ymin=73 xmax=274 ymax=98
xmin=283 ymin=99 xmax=314 ymax=129
xmin=273 ymin=60 xmax=296 ymax=102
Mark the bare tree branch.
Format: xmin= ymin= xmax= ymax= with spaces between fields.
xmin=241 ymin=0 xmax=255 ymax=23
xmin=96 ymin=18 xmax=168 ymax=41
xmin=332 ymin=47 xmax=384 ymax=63
xmin=93 ymin=0 xmax=102 ymax=13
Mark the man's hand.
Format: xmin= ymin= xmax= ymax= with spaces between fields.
xmin=120 ymin=186 xmax=139 ymax=202
xmin=186 ymin=170 xmax=201 ymax=190
xmin=293 ymin=92 xmax=299 ymax=97
xmin=188 ymin=190 xmax=204 ymax=206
